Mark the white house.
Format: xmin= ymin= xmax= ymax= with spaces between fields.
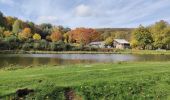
xmin=113 ymin=39 xmax=130 ymax=49
xmin=89 ymin=41 xmax=105 ymax=48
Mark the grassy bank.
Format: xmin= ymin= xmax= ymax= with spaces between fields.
xmin=1 ymin=49 xmax=170 ymax=55
xmin=0 ymin=62 xmax=170 ymax=99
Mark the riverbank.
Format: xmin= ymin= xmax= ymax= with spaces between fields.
xmin=1 ymin=49 xmax=170 ymax=55
xmin=1 ymin=62 xmax=170 ymax=99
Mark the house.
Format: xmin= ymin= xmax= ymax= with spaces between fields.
xmin=113 ymin=39 xmax=130 ymax=49
xmin=89 ymin=41 xmax=105 ymax=48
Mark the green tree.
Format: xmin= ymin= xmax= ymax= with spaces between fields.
xmin=12 ymin=20 xmax=22 ymax=35
xmin=39 ymin=39 xmax=48 ymax=50
xmin=0 ymin=11 xmax=6 ymax=27
xmin=6 ymin=16 xmax=17 ymax=30
xmin=39 ymin=23 xmax=53 ymax=38
xmin=150 ymin=20 xmax=170 ymax=49
xmin=114 ymin=31 xmax=127 ymax=39
xmin=105 ymin=37 xmax=114 ymax=46
xmin=0 ymin=27 xmax=5 ymax=37
xmin=131 ymin=25 xmax=153 ymax=49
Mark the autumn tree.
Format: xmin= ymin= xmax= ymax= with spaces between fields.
xmin=18 ymin=28 xmax=32 ymax=40
xmin=3 ymin=31 xmax=13 ymax=37
xmin=105 ymin=37 xmax=114 ymax=46
xmin=33 ymin=33 xmax=41 ymax=40
xmin=68 ymin=28 xmax=100 ymax=45
xmin=50 ymin=29 xmax=62 ymax=42
xmin=6 ymin=16 xmax=17 ymax=30
xmin=149 ymin=20 xmax=170 ymax=49
xmin=131 ymin=25 xmax=153 ymax=49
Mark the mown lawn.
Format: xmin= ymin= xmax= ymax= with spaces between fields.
xmin=0 ymin=62 xmax=170 ymax=99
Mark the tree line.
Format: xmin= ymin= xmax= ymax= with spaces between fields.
xmin=0 ymin=11 xmax=101 ymax=51
xmin=0 ymin=11 xmax=170 ymax=51
xmin=131 ymin=20 xmax=170 ymax=50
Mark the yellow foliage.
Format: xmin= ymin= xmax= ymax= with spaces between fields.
xmin=105 ymin=37 xmax=114 ymax=46
xmin=33 ymin=33 xmax=41 ymax=40
xmin=19 ymin=28 xmax=32 ymax=40
xmin=130 ymin=39 xmax=138 ymax=48
xmin=3 ymin=31 xmax=13 ymax=37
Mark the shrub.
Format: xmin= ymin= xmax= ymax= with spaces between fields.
xmin=33 ymin=43 xmax=41 ymax=50
xmin=22 ymin=43 xmax=31 ymax=50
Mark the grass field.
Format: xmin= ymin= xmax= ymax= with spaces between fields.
xmin=0 ymin=62 xmax=170 ymax=99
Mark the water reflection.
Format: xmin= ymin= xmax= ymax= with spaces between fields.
xmin=0 ymin=54 xmax=170 ymax=67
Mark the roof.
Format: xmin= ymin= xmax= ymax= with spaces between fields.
xmin=89 ymin=41 xmax=104 ymax=45
xmin=114 ymin=39 xmax=129 ymax=44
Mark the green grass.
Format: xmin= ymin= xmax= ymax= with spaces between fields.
xmin=0 ymin=62 xmax=170 ymax=99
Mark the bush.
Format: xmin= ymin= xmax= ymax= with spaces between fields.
xmin=33 ymin=42 xmax=41 ymax=50
xmin=22 ymin=43 xmax=31 ymax=51
xmin=49 ymin=41 xmax=66 ymax=51
xmin=39 ymin=39 xmax=48 ymax=50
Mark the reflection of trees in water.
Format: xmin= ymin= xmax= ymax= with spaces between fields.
xmin=136 ymin=55 xmax=170 ymax=61
xmin=32 ymin=58 xmax=39 ymax=66
xmin=1 ymin=54 xmax=170 ymax=67
xmin=18 ymin=57 xmax=33 ymax=66
xmin=49 ymin=58 xmax=60 ymax=65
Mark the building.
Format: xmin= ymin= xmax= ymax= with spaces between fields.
xmin=113 ymin=39 xmax=130 ymax=49
xmin=89 ymin=41 xmax=105 ymax=48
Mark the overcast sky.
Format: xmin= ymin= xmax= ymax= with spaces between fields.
xmin=0 ymin=0 xmax=170 ymax=28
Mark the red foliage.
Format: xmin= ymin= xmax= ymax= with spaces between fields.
xmin=68 ymin=28 xmax=100 ymax=44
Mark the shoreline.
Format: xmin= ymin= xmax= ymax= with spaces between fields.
xmin=0 ymin=50 xmax=170 ymax=55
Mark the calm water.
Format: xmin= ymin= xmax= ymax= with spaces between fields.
xmin=0 ymin=54 xmax=170 ymax=67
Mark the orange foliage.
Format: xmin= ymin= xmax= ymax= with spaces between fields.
xmin=3 ymin=31 xmax=12 ymax=37
xmin=50 ymin=31 xmax=62 ymax=42
xmin=19 ymin=28 xmax=32 ymax=40
xmin=67 ymin=28 xmax=100 ymax=44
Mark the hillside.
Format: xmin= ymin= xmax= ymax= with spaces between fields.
xmin=96 ymin=28 xmax=134 ymax=33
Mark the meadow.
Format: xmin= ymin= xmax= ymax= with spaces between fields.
xmin=0 ymin=62 xmax=170 ymax=100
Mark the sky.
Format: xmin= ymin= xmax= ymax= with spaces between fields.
xmin=0 ymin=0 xmax=170 ymax=28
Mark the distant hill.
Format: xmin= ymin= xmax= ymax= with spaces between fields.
xmin=95 ymin=28 xmax=135 ymax=33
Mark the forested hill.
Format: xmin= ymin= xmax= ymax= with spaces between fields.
xmin=96 ymin=28 xmax=134 ymax=33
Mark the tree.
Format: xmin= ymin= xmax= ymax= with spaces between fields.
xmin=4 ymin=35 xmax=19 ymax=50
xmin=63 ymin=32 xmax=69 ymax=43
xmin=39 ymin=23 xmax=53 ymax=38
xmin=68 ymin=28 xmax=100 ymax=44
xmin=12 ymin=20 xmax=22 ymax=35
xmin=33 ymin=42 xmax=41 ymax=50
xmin=0 ymin=11 xmax=6 ymax=27
xmin=3 ymin=31 xmax=13 ymax=37
xmin=39 ymin=39 xmax=48 ymax=50
xmin=33 ymin=33 xmax=41 ymax=40
xmin=114 ymin=31 xmax=127 ymax=39
xmin=0 ymin=27 xmax=4 ymax=37
xmin=105 ymin=37 xmax=114 ymax=46
xmin=150 ymin=20 xmax=170 ymax=49
xmin=101 ymin=31 xmax=111 ymax=40
xmin=18 ymin=28 xmax=32 ymax=40
xmin=131 ymin=25 xmax=153 ymax=49
xmin=6 ymin=16 xmax=17 ymax=30
xmin=50 ymin=30 xmax=62 ymax=42
xmin=22 ymin=43 xmax=31 ymax=50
